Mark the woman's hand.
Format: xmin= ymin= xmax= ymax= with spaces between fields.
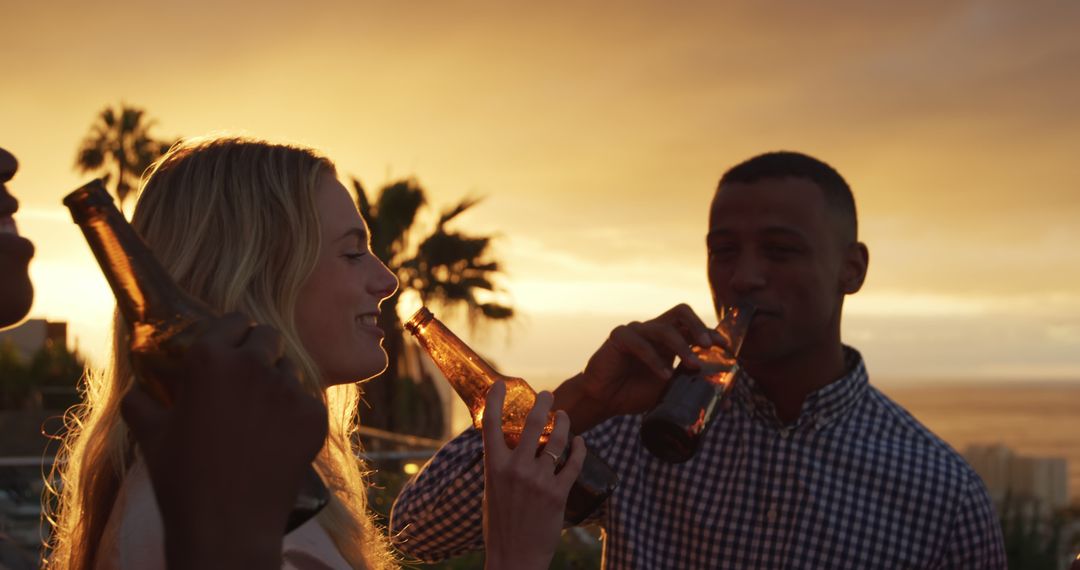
xmin=481 ymin=381 xmax=587 ymax=570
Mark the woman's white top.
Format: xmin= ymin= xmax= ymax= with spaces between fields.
xmin=95 ymin=457 xmax=352 ymax=570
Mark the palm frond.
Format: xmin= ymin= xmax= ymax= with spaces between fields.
xmin=438 ymin=196 xmax=483 ymax=227
xmin=456 ymin=276 xmax=495 ymax=292
xmin=74 ymin=144 xmax=105 ymax=172
xmin=353 ymin=177 xmax=375 ymax=228
xmin=372 ymin=179 xmax=425 ymax=262
xmin=120 ymin=107 xmax=143 ymax=133
xmin=415 ymin=232 xmax=491 ymax=267
xmin=478 ymin=303 xmax=514 ymax=320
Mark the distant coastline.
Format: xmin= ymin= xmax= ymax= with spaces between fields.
xmin=882 ymin=381 xmax=1080 ymax=501
xmin=876 ymin=378 xmax=1080 ymax=388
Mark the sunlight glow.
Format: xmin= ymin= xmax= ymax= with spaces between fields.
xmin=846 ymin=292 xmax=991 ymax=317
xmin=5 ymin=1 xmax=1079 ymax=384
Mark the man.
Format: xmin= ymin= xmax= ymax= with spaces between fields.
xmin=390 ymin=151 xmax=1006 ymax=568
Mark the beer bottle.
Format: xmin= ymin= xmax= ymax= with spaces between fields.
xmin=63 ymin=179 xmax=328 ymax=532
xmin=405 ymin=307 xmax=618 ymax=525
xmin=640 ymin=302 xmax=755 ymax=463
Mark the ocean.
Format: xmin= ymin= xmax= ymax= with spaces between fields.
xmin=881 ymin=381 xmax=1080 ymax=500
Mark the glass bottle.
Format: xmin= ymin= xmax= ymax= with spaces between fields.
xmin=405 ymin=307 xmax=618 ymax=525
xmin=640 ymin=302 xmax=755 ymax=463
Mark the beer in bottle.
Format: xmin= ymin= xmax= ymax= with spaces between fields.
xmin=63 ymin=179 xmax=329 ymax=532
xmin=640 ymin=302 xmax=755 ymax=463
xmin=405 ymin=307 xmax=618 ymax=525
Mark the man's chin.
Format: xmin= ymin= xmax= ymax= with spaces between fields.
xmin=0 ymin=277 xmax=34 ymax=329
xmin=737 ymin=337 xmax=788 ymax=366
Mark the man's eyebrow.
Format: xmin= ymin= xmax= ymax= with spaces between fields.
xmin=706 ymin=226 xmax=809 ymax=240
xmin=760 ymin=226 xmax=808 ymax=240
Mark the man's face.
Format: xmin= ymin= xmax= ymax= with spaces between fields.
xmin=707 ymin=176 xmax=864 ymax=364
xmin=0 ymin=147 xmax=35 ymax=328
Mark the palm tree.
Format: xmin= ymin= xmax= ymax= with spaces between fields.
xmin=355 ymin=177 xmax=513 ymax=443
xmin=74 ymin=104 xmax=177 ymax=212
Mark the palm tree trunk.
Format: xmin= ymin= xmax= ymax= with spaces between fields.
xmin=115 ymin=162 xmax=126 ymax=216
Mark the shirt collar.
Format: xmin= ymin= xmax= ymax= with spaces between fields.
xmin=728 ymin=346 xmax=868 ymax=430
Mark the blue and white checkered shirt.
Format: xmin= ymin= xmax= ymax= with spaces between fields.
xmin=390 ymin=348 xmax=1006 ymax=569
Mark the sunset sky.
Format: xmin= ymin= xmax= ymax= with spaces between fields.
xmin=4 ymin=0 xmax=1080 ymax=392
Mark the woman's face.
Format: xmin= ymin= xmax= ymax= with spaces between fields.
xmin=295 ymin=174 xmax=398 ymax=386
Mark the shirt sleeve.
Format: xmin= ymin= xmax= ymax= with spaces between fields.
xmin=388 ymin=415 xmax=628 ymax=561
xmin=941 ymin=473 xmax=1007 ymax=569
xmin=389 ymin=428 xmax=486 ymax=562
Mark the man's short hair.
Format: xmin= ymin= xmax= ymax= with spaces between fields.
xmin=719 ymin=151 xmax=858 ymax=242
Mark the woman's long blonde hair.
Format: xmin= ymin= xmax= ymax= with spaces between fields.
xmin=45 ymin=136 xmax=396 ymax=569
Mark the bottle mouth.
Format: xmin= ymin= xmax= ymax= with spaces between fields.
xmin=405 ymin=307 xmax=434 ymax=334
xmin=63 ymin=179 xmax=114 ymax=224
xmin=720 ymin=301 xmax=758 ymax=355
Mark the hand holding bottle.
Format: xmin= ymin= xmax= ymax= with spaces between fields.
xmin=555 ymin=303 xmax=724 ymax=432
xmin=640 ymin=302 xmax=755 ymax=462
xmin=120 ymin=313 xmax=329 ymax=570
xmin=481 ymin=382 xmax=586 ymax=570
xmin=406 ymin=307 xmax=617 ymax=524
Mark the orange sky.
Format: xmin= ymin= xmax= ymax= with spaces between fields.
xmin=4 ymin=0 xmax=1080 ymax=390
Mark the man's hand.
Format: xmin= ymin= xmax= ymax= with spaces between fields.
xmin=554 ymin=304 xmax=722 ymax=432
xmin=120 ymin=313 xmax=329 ymax=570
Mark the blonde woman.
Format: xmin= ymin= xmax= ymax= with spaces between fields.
xmin=45 ymin=137 xmax=585 ymax=570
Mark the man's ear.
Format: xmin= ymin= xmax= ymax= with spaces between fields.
xmin=840 ymin=242 xmax=869 ymax=295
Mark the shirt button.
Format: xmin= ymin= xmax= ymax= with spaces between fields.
xmin=778 ymin=427 xmax=790 ymax=439
xmin=767 ymin=506 xmax=778 ymax=523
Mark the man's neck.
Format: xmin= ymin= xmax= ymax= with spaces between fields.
xmin=741 ymin=341 xmax=848 ymax=425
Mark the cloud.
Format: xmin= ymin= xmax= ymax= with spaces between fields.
xmin=6 ymin=0 xmax=1079 ymax=386
xmin=864 ymin=220 xmax=1080 ymax=296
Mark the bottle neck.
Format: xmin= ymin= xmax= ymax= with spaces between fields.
xmin=64 ymin=180 xmax=212 ymax=328
xmin=720 ymin=301 xmax=756 ymax=357
xmin=406 ymin=309 xmax=505 ymax=408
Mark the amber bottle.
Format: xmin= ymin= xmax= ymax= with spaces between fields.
xmin=640 ymin=303 xmax=755 ymax=463
xmin=405 ymin=307 xmax=618 ymax=525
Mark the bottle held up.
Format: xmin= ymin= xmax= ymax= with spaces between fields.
xmin=640 ymin=302 xmax=756 ymax=463
xmin=405 ymin=307 xmax=619 ymax=525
